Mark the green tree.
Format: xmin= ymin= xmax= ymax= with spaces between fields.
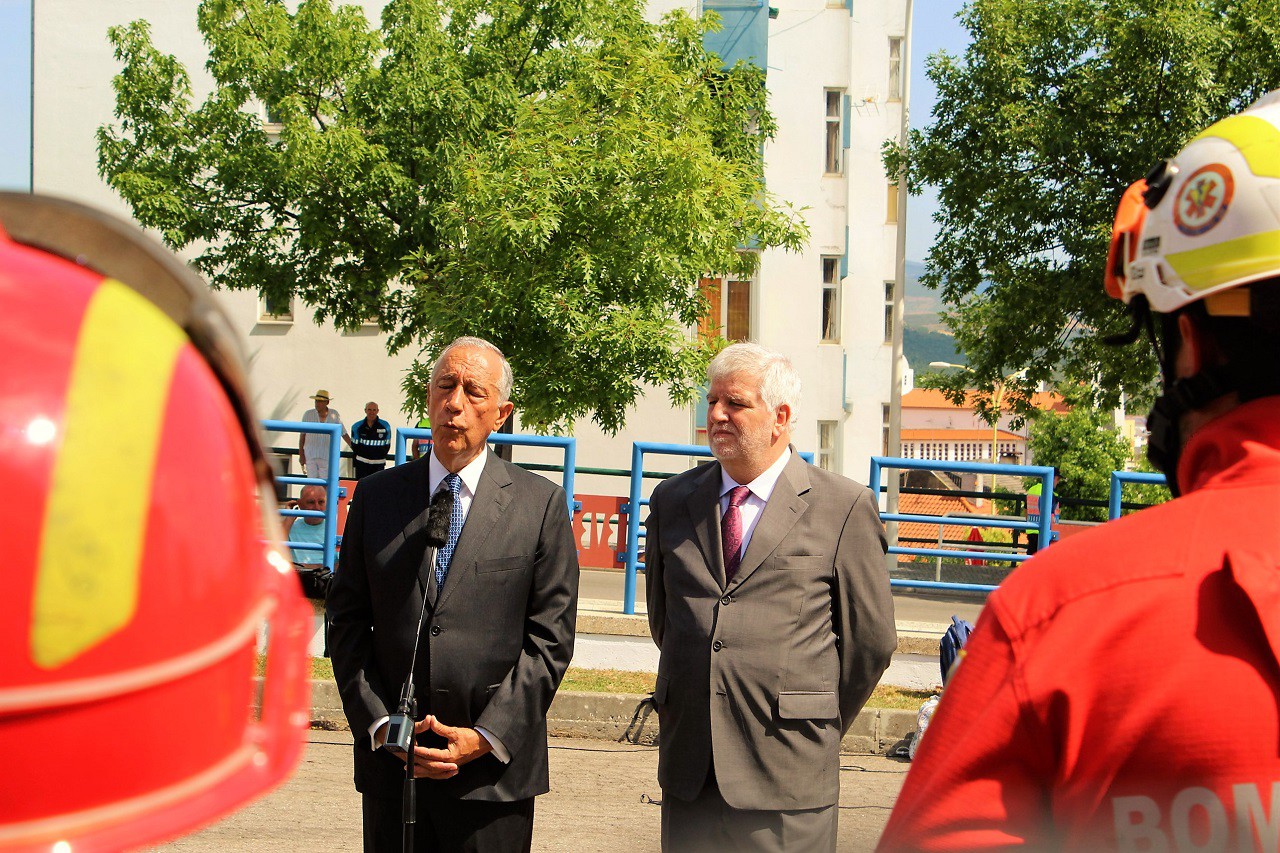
xmin=888 ymin=0 xmax=1280 ymax=424
xmin=98 ymin=0 xmax=806 ymax=432
xmin=1116 ymin=452 xmax=1173 ymax=516
xmin=1024 ymin=387 xmax=1131 ymax=522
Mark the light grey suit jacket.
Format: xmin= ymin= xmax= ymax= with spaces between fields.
xmin=645 ymin=451 xmax=896 ymax=810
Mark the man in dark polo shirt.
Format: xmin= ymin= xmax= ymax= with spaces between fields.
xmin=351 ymin=402 xmax=392 ymax=480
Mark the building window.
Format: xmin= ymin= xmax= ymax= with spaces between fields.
xmin=727 ymin=279 xmax=751 ymax=341
xmin=693 ymin=382 xmax=710 ymax=445
xmin=882 ymin=403 xmax=891 ymax=456
xmin=821 ymin=257 xmax=841 ymax=343
xmin=883 ymin=281 xmax=895 ymax=343
xmin=888 ymin=37 xmax=903 ymax=101
xmin=698 ymin=276 xmax=752 ymax=342
xmin=818 ymin=421 xmax=839 ymax=472
xmin=886 ymin=181 xmax=899 ymax=223
xmin=259 ymin=292 xmax=293 ymax=322
xmin=824 ymin=89 xmax=843 ymax=175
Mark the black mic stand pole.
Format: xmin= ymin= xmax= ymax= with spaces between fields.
xmin=399 ymin=544 xmax=438 ymax=853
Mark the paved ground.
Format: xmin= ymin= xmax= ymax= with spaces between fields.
xmin=153 ymin=731 xmax=909 ymax=852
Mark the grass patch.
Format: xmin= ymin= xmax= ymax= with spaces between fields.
xmin=257 ymin=655 xmax=334 ymax=680
xmin=560 ymin=668 xmax=933 ymax=710
xmin=277 ymin=658 xmax=932 ymax=711
xmin=561 ymin=667 xmax=656 ymax=695
xmin=866 ymin=684 xmax=936 ymax=710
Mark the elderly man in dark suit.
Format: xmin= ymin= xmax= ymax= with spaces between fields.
xmin=328 ymin=336 xmax=579 ymax=852
xmin=645 ymin=342 xmax=897 ymax=852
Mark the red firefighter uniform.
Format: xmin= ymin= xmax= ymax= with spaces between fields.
xmin=879 ymin=396 xmax=1280 ymax=851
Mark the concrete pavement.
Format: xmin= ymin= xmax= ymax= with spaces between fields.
xmin=577 ymin=569 xmax=986 ymax=636
xmin=152 ymin=731 xmax=911 ymax=852
xmin=573 ymin=568 xmax=987 ymax=690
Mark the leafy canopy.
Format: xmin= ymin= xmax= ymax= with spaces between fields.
xmin=890 ymin=0 xmax=1280 ymax=423
xmin=1023 ymin=386 xmax=1137 ymax=522
xmin=98 ymin=0 xmax=806 ymax=432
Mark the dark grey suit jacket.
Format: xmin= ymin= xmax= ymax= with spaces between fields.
xmin=645 ymin=451 xmax=896 ymax=810
xmin=328 ymin=452 xmax=579 ymax=801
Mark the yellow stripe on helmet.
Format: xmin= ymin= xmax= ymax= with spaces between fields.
xmin=32 ymin=279 xmax=186 ymax=669
xmin=1191 ymin=114 xmax=1280 ymax=179
xmin=1165 ymin=229 xmax=1280 ymax=293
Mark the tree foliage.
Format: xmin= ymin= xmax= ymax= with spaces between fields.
xmin=1024 ymin=386 xmax=1132 ymax=522
xmin=98 ymin=0 xmax=806 ymax=432
xmin=1117 ymin=453 xmax=1173 ymax=515
xmin=889 ymin=0 xmax=1280 ymax=423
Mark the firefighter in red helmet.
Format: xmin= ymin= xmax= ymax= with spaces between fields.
xmin=0 ymin=193 xmax=311 ymax=852
xmin=881 ymin=92 xmax=1280 ymax=850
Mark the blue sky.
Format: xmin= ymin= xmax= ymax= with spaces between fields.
xmin=0 ymin=0 xmax=971 ymax=259
xmin=906 ymin=0 xmax=970 ymax=263
xmin=0 ymin=0 xmax=31 ymax=191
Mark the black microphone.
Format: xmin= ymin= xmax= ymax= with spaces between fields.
xmin=385 ymin=486 xmax=455 ymax=755
xmin=424 ymin=486 xmax=454 ymax=549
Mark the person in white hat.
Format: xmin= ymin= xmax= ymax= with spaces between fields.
xmin=299 ymin=389 xmax=352 ymax=482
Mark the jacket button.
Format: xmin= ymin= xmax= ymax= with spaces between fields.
xmin=712 ymin=640 xmax=723 ymax=651
xmin=430 ymin=625 xmax=441 ymax=636
xmin=720 ymin=595 xmax=732 ymax=606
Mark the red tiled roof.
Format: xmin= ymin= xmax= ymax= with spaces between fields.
xmin=901 ymin=429 xmax=1024 ymax=442
xmin=896 ymin=490 xmax=986 ymax=546
xmin=902 ymin=388 xmax=1068 ymax=413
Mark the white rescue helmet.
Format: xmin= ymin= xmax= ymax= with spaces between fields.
xmin=1106 ymin=90 xmax=1280 ymax=316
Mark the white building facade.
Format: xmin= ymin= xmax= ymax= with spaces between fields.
xmin=28 ymin=0 xmax=909 ymax=490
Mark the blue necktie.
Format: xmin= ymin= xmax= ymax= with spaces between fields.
xmin=436 ymin=473 xmax=464 ymax=588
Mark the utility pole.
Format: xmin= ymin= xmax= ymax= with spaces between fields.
xmin=886 ymin=0 xmax=914 ymax=572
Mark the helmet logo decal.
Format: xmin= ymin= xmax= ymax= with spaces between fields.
xmin=1173 ymin=164 xmax=1234 ymax=236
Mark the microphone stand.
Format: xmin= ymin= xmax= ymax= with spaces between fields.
xmin=394 ymin=485 xmax=453 ymax=853
xmin=398 ymin=544 xmax=437 ymax=853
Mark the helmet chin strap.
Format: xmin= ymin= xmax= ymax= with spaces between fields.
xmin=1145 ymin=365 xmax=1235 ymax=498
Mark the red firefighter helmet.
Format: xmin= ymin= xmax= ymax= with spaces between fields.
xmin=0 ymin=193 xmax=311 ymax=851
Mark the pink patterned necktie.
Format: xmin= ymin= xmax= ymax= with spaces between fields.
xmin=721 ymin=486 xmax=752 ymax=582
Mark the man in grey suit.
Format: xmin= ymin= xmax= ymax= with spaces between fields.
xmin=646 ymin=342 xmax=897 ymax=852
xmin=328 ymin=336 xmax=579 ymax=852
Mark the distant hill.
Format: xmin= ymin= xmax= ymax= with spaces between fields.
xmin=901 ymin=260 xmax=962 ymax=369
xmin=903 ymin=326 xmax=963 ymax=372
xmin=904 ymin=260 xmax=948 ymax=332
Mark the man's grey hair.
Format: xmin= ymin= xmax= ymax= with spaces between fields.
xmin=432 ymin=336 xmax=514 ymax=402
xmin=707 ymin=342 xmax=801 ymax=416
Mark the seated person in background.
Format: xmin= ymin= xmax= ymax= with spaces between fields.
xmin=285 ymin=484 xmax=327 ymax=565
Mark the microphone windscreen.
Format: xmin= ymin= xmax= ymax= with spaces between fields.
xmin=426 ymin=486 xmax=454 ymax=547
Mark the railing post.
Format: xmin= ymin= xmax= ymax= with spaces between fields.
xmin=264 ymin=419 xmax=343 ymax=571
xmin=1040 ymin=467 xmax=1055 ymax=552
xmin=1108 ymin=470 xmax=1167 ymax=520
xmin=624 ymin=443 xmax=645 ymax=616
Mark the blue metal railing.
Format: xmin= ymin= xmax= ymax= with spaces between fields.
xmin=263 ymin=419 xmax=342 ymax=571
xmin=393 ymin=428 xmax=578 ymax=517
xmin=1108 ymin=471 xmax=1167 ymax=520
xmin=260 ymin=419 xmax=1161 ymax=600
xmin=869 ymin=457 xmax=1056 ymax=593
xmin=622 ymin=443 xmax=815 ymax=616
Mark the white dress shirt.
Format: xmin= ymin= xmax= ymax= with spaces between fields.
xmin=370 ymin=449 xmax=510 ymax=762
xmin=719 ymin=448 xmax=792 ymax=565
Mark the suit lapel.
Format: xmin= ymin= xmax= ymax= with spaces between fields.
xmin=684 ymin=462 xmax=727 ymax=589
xmin=732 ymin=452 xmax=811 ymax=588
xmin=434 ymin=452 xmax=513 ymax=613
